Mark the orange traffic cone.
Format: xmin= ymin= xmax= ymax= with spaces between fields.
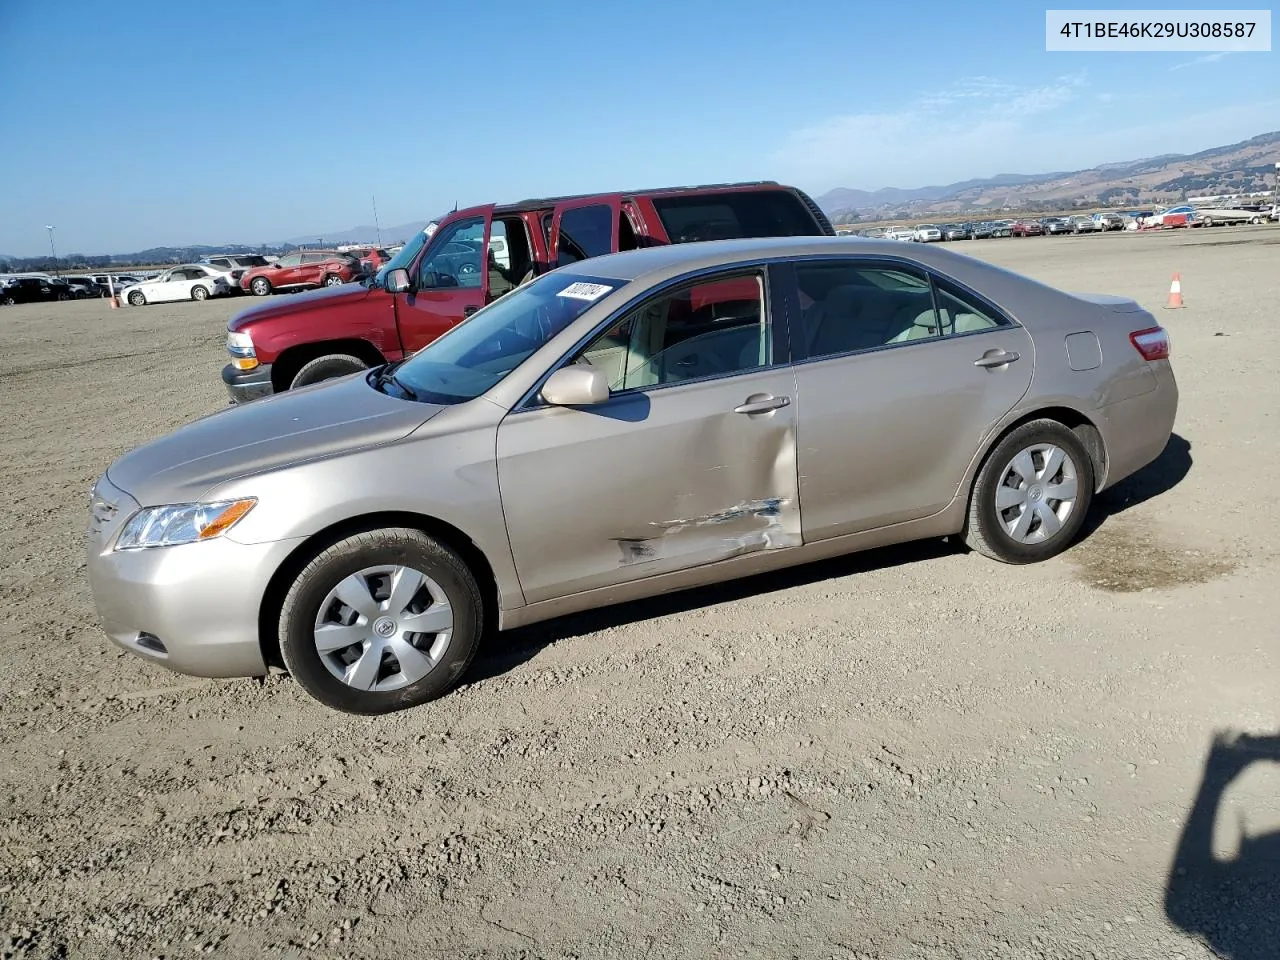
xmin=1164 ymin=273 xmax=1184 ymax=309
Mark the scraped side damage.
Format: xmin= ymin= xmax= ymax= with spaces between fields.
xmin=615 ymin=496 xmax=801 ymax=565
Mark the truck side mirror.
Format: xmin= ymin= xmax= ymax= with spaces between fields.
xmin=386 ymin=268 xmax=411 ymax=294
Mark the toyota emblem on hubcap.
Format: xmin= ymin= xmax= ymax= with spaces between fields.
xmin=373 ymin=616 xmax=396 ymax=638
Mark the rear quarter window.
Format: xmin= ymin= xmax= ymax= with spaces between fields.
xmin=652 ymin=190 xmax=821 ymax=243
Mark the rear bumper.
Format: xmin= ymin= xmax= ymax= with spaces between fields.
xmin=1096 ymin=360 xmax=1179 ymax=491
xmin=222 ymin=362 xmax=274 ymax=404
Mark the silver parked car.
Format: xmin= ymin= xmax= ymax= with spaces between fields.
xmin=86 ymin=237 xmax=1179 ymax=714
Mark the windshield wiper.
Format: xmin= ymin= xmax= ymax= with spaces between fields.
xmin=372 ymin=362 xmax=418 ymax=400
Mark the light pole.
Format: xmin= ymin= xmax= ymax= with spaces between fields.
xmin=44 ymin=225 xmax=60 ymax=278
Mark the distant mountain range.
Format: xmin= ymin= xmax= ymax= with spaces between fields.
xmin=4 ymin=131 xmax=1278 ymax=268
xmin=815 ymin=131 xmax=1280 ymax=222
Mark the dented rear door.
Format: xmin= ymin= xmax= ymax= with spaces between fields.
xmin=495 ymin=267 xmax=801 ymax=604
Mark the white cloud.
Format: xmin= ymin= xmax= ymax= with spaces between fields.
xmin=1170 ymin=51 xmax=1231 ymax=71
xmin=767 ymin=73 xmax=1090 ymax=191
xmin=767 ymin=72 xmax=1276 ymax=197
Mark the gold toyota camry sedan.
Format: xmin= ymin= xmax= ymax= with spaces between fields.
xmin=86 ymin=236 xmax=1178 ymax=714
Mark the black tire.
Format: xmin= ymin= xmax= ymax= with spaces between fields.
xmin=289 ymin=353 xmax=368 ymax=389
xmin=250 ymin=276 xmax=272 ymax=296
xmin=963 ymin=419 xmax=1095 ymax=564
xmin=277 ymin=528 xmax=484 ymax=714
xmin=191 ymin=284 xmax=209 ymax=301
xmin=56 ymin=291 xmax=71 ymax=301
xmin=323 ymin=273 xmax=345 ymax=287
xmin=127 ymin=290 xmax=146 ymax=306
xmin=1 ymin=296 xmax=14 ymax=306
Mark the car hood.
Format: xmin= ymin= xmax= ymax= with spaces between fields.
xmin=227 ymin=282 xmax=373 ymax=331
xmin=106 ymin=374 xmax=442 ymax=506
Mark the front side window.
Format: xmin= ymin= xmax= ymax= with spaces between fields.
xmin=415 ymin=216 xmax=485 ymax=290
xmin=575 ymin=271 xmax=767 ymax=391
xmin=555 ymin=204 xmax=614 ymax=267
xmin=794 ymin=260 xmax=939 ymax=360
xmin=386 ymin=272 xmax=628 ymax=404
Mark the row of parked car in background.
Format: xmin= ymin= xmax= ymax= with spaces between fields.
xmin=860 ymin=202 xmax=1279 ymax=244
xmin=0 ymin=246 xmax=395 ymax=306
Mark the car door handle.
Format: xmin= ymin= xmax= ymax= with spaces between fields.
xmin=974 ymin=350 xmax=1020 ymax=368
xmin=734 ymin=394 xmax=790 ymax=415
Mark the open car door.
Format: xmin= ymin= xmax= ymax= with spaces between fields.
xmin=548 ymin=194 xmax=624 ymax=270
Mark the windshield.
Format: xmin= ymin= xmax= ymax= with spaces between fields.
xmin=372 ymin=227 xmax=433 ymax=287
xmin=377 ymin=272 xmax=628 ymax=405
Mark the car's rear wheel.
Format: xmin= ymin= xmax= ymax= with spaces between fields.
xmin=289 ymin=353 xmax=368 ymax=389
xmin=127 ymin=290 xmax=146 ymax=306
xmin=191 ymin=284 xmax=209 ymax=301
xmin=1 ymin=296 xmax=14 ymax=306
xmin=323 ymin=273 xmax=345 ymax=287
xmin=964 ymin=419 xmax=1094 ymax=564
xmin=277 ymin=528 xmax=484 ymax=714
xmin=250 ymin=277 xmax=272 ymax=296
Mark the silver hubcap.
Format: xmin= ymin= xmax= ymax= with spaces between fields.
xmin=995 ymin=443 xmax=1079 ymax=544
xmin=326 ymin=276 xmax=342 ymax=285
xmin=254 ymin=281 xmax=267 ymax=293
xmin=313 ymin=565 xmax=453 ymax=691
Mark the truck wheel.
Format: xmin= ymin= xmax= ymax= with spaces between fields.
xmin=289 ymin=353 xmax=369 ymax=390
xmin=277 ymin=527 xmax=484 ymax=714
xmin=250 ymin=277 xmax=272 ymax=296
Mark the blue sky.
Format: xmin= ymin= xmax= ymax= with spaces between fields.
xmin=1 ymin=0 xmax=1275 ymax=255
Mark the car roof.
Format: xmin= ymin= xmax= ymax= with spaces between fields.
xmin=478 ymin=180 xmax=795 ymax=215
xmin=565 ymin=235 xmax=1030 ymax=286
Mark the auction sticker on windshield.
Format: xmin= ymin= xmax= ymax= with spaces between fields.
xmin=557 ymin=281 xmax=613 ymax=301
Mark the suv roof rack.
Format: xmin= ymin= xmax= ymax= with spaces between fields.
xmin=499 ymin=180 xmax=785 ymax=213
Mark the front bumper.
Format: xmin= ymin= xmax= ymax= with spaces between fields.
xmin=85 ymin=473 xmax=306 ymax=679
xmin=222 ymin=362 xmax=273 ymax=404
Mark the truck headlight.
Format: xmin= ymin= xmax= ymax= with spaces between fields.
xmin=227 ymin=330 xmax=257 ymax=370
xmin=114 ymin=499 xmax=256 ymax=551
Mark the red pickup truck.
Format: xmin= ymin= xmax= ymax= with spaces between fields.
xmin=221 ymin=180 xmax=835 ymax=403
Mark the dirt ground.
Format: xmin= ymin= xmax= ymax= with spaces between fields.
xmin=1 ymin=227 xmax=1278 ymax=960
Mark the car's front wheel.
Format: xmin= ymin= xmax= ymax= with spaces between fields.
xmin=277 ymin=528 xmax=484 ymax=714
xmin=323 ymin=273 xmax=345 ymax=287
xmin=250 ymin=277 xmax=272 ymax=296
xmin=964 ymin=419 xmax=1094 ymax=564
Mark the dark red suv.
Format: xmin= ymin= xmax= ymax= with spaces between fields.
xmin=222 ymin=181 xmax=834 ymax=402
xmin=239 ymin=251 xmax=361 ymax=296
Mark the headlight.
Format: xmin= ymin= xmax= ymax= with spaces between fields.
xmin=114 ymin=499 xmax=256 ymax=551
xmin=226 ymin=330 xmax=257 ymax=370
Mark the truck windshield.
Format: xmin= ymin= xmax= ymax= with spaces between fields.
xmin=377 ymin=272 xmax=628 ymax=405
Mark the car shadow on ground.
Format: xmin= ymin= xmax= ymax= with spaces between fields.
xmin=464 ymin=432 xmax=1192 ymax=686
xmin=1081 ymin=431 xmax=1192 ymax=536
xmin=464 ymin=537 xmax=958 ymax=687
xmin=1165 ymin=730 xmax=1280 ymax=960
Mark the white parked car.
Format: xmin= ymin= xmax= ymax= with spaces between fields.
xmin=120 ymin=264 xmax=231 ymax=305
xmin=883 ymin=226 xmax=915 ymax=241
xmin=912 ymin=224 xmax=943 ymax=242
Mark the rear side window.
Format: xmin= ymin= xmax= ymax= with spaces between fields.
xmin=652 ymin=190 xmax=820 ymax=243
xmin=556 ymin=204 xmax=614 ymax=267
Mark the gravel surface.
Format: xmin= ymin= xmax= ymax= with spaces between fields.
xmin=1 ymin=227 xmax=1277 ymax=959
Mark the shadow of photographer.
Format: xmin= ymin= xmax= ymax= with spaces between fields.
xmin=1165 ymin=730 xmax=1280 ymax=959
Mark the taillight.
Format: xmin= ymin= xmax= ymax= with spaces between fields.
xmin=1129 ymin=326 xmax=1170 ymax=361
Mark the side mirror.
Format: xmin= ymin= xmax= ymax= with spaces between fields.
xmin=385 ymin=268 xmax=411 ymax=294
xmin=541 ymin=364 xmax=609 ymax=407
